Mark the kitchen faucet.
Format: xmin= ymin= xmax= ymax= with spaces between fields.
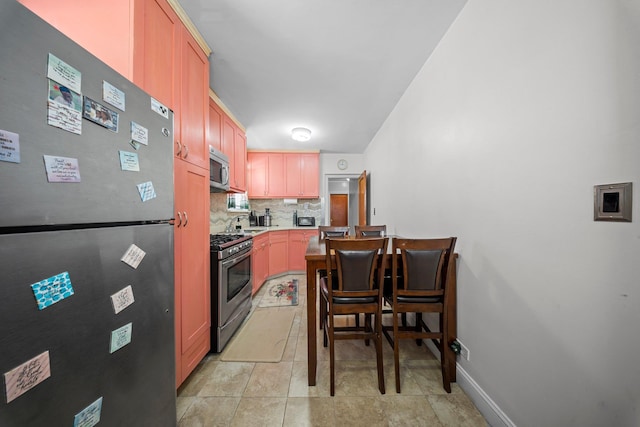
xmin=225 ymin=214 xmax=248 ymax=233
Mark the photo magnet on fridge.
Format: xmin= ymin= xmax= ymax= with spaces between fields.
xmin=82 ymin=97 xmax=119 ymax=132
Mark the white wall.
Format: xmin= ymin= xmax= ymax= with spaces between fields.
xmin=364 ymin=0 xmax=640 ymax=426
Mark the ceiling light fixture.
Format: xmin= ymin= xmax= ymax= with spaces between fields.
xmin=291 ymin=127 xmax=311 ymax=142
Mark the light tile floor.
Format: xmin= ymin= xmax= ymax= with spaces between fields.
xmin=177 ymin=274 xmax=487 ymax=426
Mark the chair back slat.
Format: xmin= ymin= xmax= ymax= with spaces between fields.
xmin=355 ymin=225 xmax=386 ymax=238
xmin=319 ymin=226 xmax=349 ymax=239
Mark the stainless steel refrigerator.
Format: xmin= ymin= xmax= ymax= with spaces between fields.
xmin=0 ymin=3 xmax=176 ymax=426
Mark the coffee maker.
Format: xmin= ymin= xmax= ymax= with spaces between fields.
xmin=264 ymin=208 xmax=272 ymax=227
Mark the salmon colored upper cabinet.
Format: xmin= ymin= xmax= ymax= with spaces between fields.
xmin=208 ymin=97 xmax=223 ymax=152
xmin=135 ymin=0 xmax=209 ymax=168
xmin=18 ymin=0 xmax=135 ymax=79
xmin=247 ymin=152 xmax=268 ymax=197
xmin=210 ymin=95 xmax=248 ymax=192
xmin=132 ymin=0 xmax=180 ymax=110
xmin=233 ymin=128 xmax=247 ymax=192
xmin=220 ymin=116 xmax=247 ymax=193
xmin=284 ymin=153 xmax=319 ymax=198
xmin=247 ymin=152 xmax=285 ymax=198
xmin=177 ymin=26 xmax=210 ymax=169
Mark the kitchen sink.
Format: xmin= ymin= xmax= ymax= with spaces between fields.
xmin=242 ymin=228 xmax=266 ymax=234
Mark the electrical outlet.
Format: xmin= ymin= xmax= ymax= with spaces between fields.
xmin=458 ymin=340 xmax=470 ymax=361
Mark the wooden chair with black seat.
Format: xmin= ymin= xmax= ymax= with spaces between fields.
xmin=320 ymin=237 xmax=389 ymax=396
xmin=317 ymin=226 xmax=350 ymax=331
xmin=318 ymin=225 xmax=350 ymax=240
xmin=382 ymin=237 xmax=457 ymax=394
xmin=355 ymin=225 xmax=386 ymax=238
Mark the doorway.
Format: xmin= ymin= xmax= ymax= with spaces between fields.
xmin=326 ymin=172 xmax=367 ymax=233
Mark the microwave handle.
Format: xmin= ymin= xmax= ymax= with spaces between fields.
xmin=221 ymin=165 xmax=230 ymax=185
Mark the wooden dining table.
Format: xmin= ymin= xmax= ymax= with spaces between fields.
xmin=304 ymin=235 xmax=458 ymax=386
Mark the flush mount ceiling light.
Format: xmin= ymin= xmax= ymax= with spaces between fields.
xmin=291 ymin=127 xmax=311 ymax=142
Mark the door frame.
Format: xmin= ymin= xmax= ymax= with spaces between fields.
xmin=323 ymin=173 xmax=363 ymax=229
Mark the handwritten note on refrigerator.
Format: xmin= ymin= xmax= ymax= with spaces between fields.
xmin=109 ymin=323 xmax=133 ymax=354
xmin=3 ymin=351 xmax=51 ymax=403
xmin=110 ymin=285 xmax=135 ymax=314
xmin=120 ymin=244 xmax=146 ymax=269
xmin=43 ymin=155 xmax=81 ymax=183
xmin=0 ymin=129 xmax=20 ymax=163
xmin=73 ymin=396 xmax=103 ymax=427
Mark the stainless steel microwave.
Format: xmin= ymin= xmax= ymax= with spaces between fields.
xmin=209 ymin=146 xmax=230 ymax=192
xmin=297 ymin=216 xmax=315 ymax=226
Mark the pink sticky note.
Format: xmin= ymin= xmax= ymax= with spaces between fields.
xmin=4 ymin=351 xmax=51 ymax=403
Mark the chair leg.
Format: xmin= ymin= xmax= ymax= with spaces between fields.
xmin=329 ymin=315 xmax=336 ymax=396
xmin=321 ymin=294 xmax=328 ymax=347
xmin=375 ymin=313 xmax=385 ymax=394
xmin=364 ymin=314 xmax=371 ymax=346
xmin=441 ymin=313 xmax=452 ymax=393
xmin=393 ymin=313 xmax=401 ymax=393
xmin=415 ymin=313 xmax=423 ymax=346
xmin=319 ymin=294 xmax=326 ymax=330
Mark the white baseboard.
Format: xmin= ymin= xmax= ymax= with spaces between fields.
xmin=424 ymin=341 xmax=516 ymax=427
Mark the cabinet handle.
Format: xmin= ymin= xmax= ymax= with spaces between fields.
xmin=175 ymin=140 xmax=182 ymax=156
xmin=183 ymin=211 xmax=188 ymax=227
xmin=176 ymin=212 xmax=182 ymax=227
xmin=183 ymin=144 xmax=189 ymax=159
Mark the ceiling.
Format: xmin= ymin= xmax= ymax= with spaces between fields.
xmin=178 ymin=0 xmax=468 ymax=154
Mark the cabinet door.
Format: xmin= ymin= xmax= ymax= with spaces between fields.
xmin=221 ymin=116 xmax=235 ymax=159
xmin=300 ymin=153 xmax=319 ymax=197
xmin=269 ymin=231 xmax=289 ymax=276
xmin=285 ymin=153 xmax=319 ymax=198
xmin=288 ymin=230 xmax=312 ymax=271
xmin=208 ymin=97 xmax=223 ymax=152
xmin=252 ymin=234 xmax=269 ymax=294
xmin=178 ymin=26 xmax=209 ymax=168
xmin=247 ymin=152 xmax=268 ymax=197
xmin=233 ymin=128 xmax=247 ymax=192
xmin=133 ymin=0 xmax=180 ymax=111
xmin=284 ymin=154 xmax=302 ymax=197
xmin=174 ymin=160 xmax=210 ymax=385
xmin=267 ymin=153 xmax=286 ymax=197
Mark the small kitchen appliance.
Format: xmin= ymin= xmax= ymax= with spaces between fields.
xmin=297 ymin=216 xmax=316 ymax=226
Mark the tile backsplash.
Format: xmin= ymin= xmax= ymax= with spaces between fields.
xmin=210 ymin=193 xmax=323 ymax=233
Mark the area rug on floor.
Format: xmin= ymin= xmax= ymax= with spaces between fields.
xmin=220 ymin=309 xmax=295 ymax=362
xmin=258 ymin=278 xmax=299 ymax=307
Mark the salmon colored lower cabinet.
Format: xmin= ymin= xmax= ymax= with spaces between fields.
xmin=268 ymin=231 xmax=289 ymax=277
xmin=252 ymin=234 xmax=269 ymax=295
xmin=174 ymin=160 xmax=211 ymax=387
xmin=288 ymin=230 xmax=316 ymax=271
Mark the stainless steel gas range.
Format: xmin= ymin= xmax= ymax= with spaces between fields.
xmin=210 ymin=233 xmax=253 ymax=352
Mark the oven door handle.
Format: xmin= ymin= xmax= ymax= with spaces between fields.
xmin=221 ymin=248 xmax=251 ymax=269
